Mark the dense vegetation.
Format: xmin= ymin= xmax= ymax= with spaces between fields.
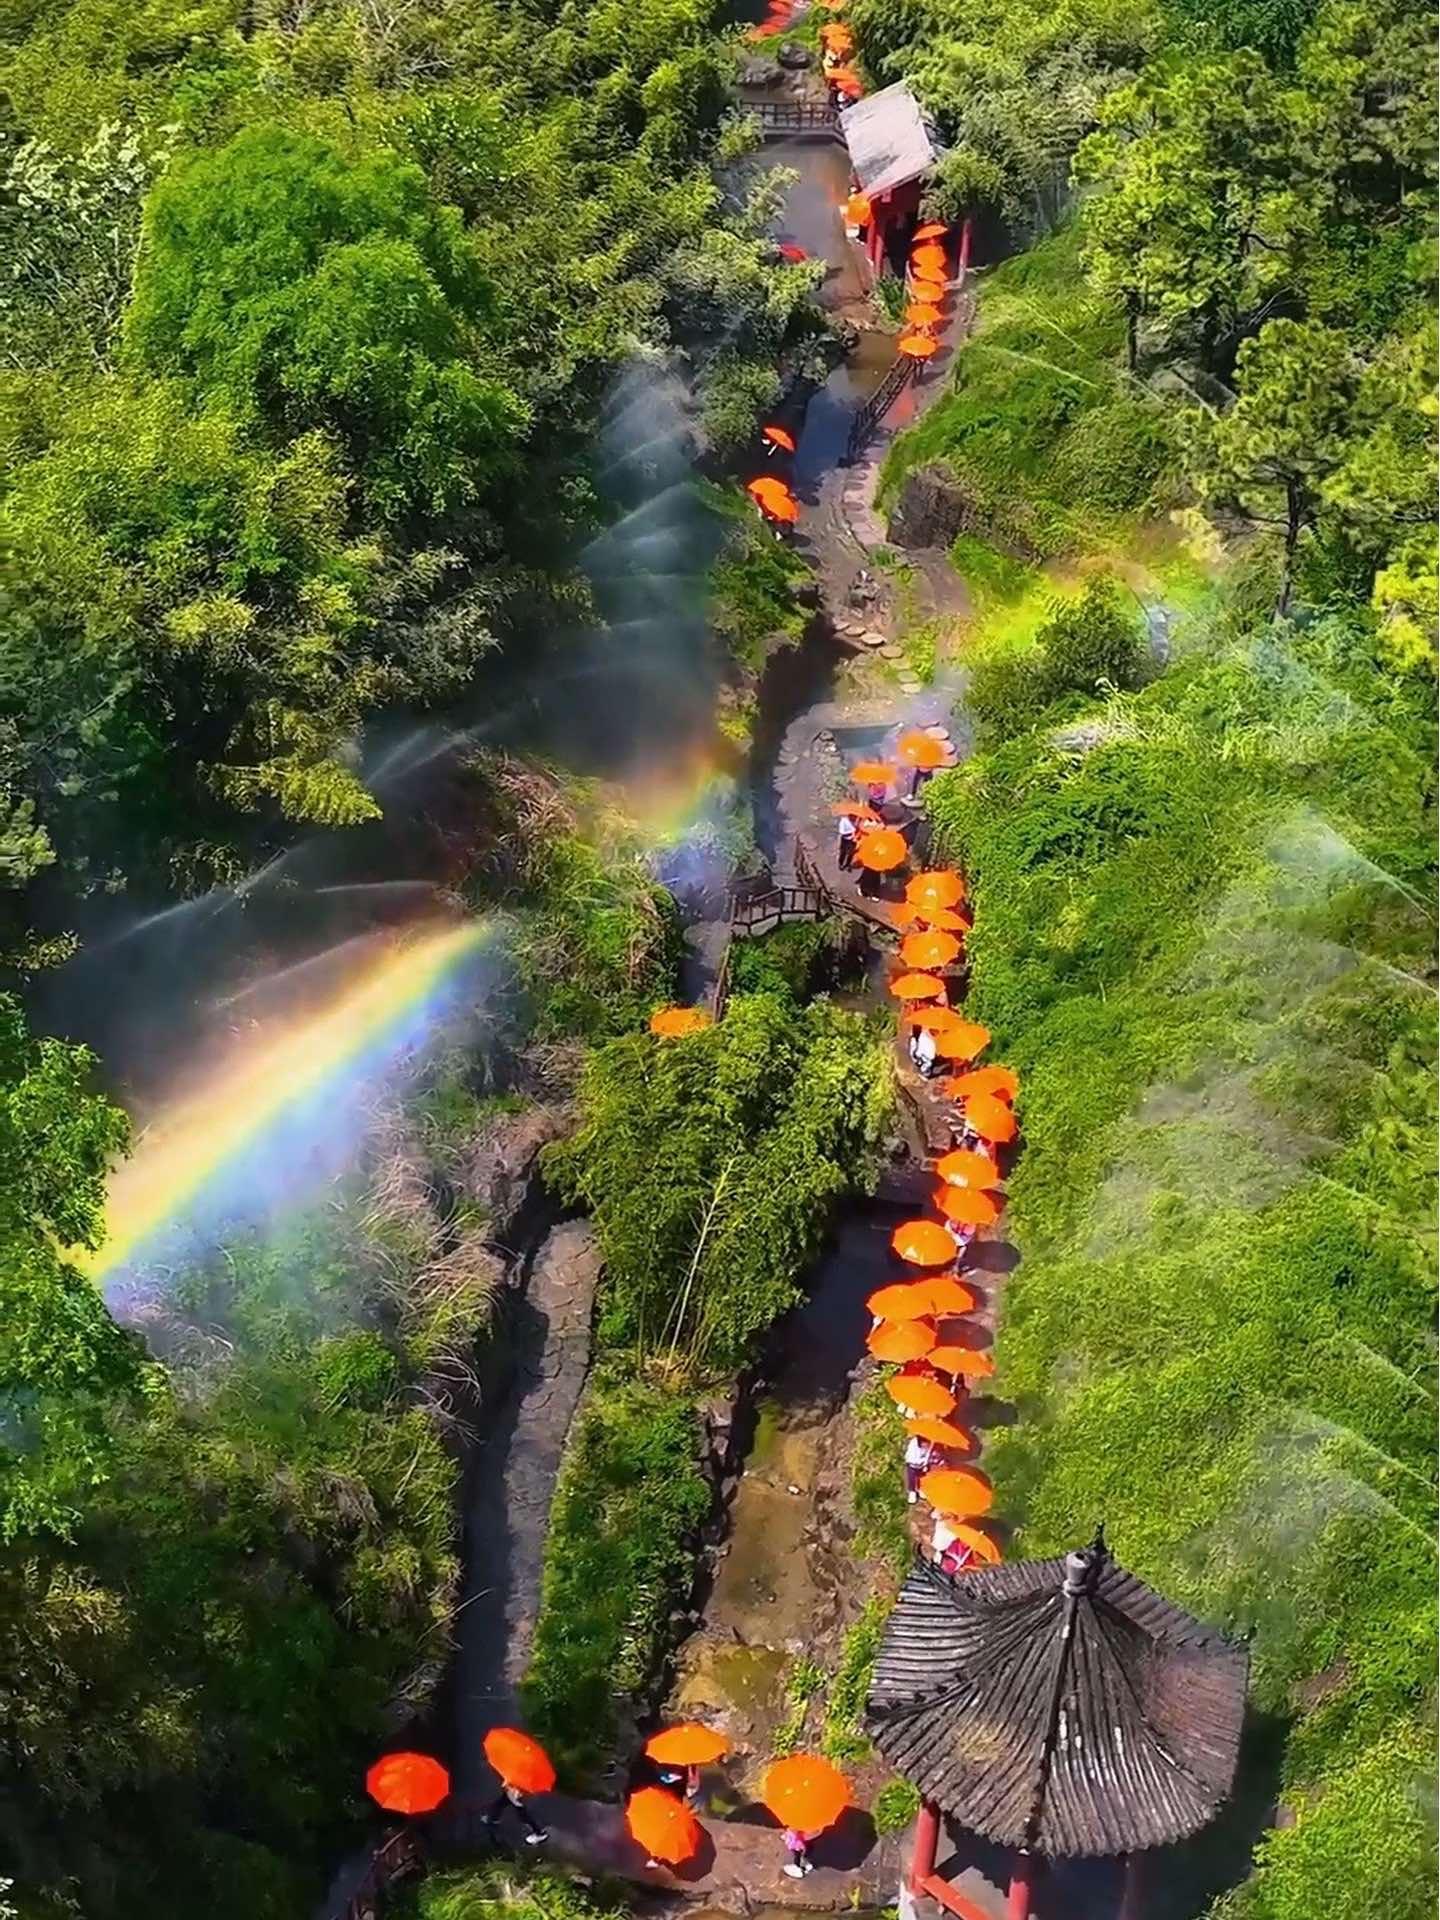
xmin=525 ymin=988 xmax=891 ymax=1781
xmin=0 ymin=1022 xmax=502 ymax=1916
xmin=882 ymin=0 xmax=1436 ymax=1906
xmin=0 ymin=0 xmax=821 ymax=908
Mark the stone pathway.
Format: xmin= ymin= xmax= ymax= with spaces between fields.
xmin=450 ymin=1220 xmax=601 ymax=1795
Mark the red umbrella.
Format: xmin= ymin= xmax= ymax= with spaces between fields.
xmin=763 ymin=424 xmax=797 ymax=453
xmin=627 ymin=1787 xmax=702 ymax=1865
xmin=483 ymin=1727 xmax=555 ymax=1794
xmin=366 ymin=1752 xmax=450 ymax=1815
xmin=778 ymin=243 xmax=808 ymax=262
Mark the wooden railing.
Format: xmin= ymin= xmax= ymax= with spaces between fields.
xmin=752 ymin=99 xmax=842 ymax=137
xmin=843 ymin=354 xmax=916 ymax=466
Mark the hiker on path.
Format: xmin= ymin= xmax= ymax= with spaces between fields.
xmin=783 ymin=1828 xmax=816 ymax=1878
xmin=836 ymin=811 xmax=857 ymax=871
xmin=482 ymin=1782 xmax=549 ymax=1847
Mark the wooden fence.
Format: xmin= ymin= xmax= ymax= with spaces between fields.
xmin=752 ymin=99 xmax=842 ymax=138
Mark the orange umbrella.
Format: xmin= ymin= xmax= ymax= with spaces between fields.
xmin=935 ymin=1147 xmax=1000 ymax=1190
xmin=868 ymin=1281 xmax=938 ymax=1320
xmin=906 ymin=870 xmax=965 ymax=909
xmin=747 ymin=475 xmax=792 ymax=509
xmin=650 ymin=1005 xmax=713 ymax=1037
xmin=645 ymin=1724 xmax=729 ymax=1767
xmin=850 ymin=759 xmax=895 ymax=787
xmin=899 ymin=332 xmax=938 ymax=360
xmin=762 ymin=424 xmax=797 ymax=453
xmin=821 ymin=21 xmax=853 ymax=42
xmin=867 ymin=1318 xmax=936 ymax=1363
xmin=762 ymin=1754 xmax=850 ymax=1833
xmin=898 ymin=730 xmax=950 ymax=769
xmin=830 ymin=800 xmax=881 ymax=821
xmin=902 ymin=1004 xmax=961 ymax=1031
xmin=844 ymin=192 xmax=871 ymax=225
xmin=910 ymin=275 xmax=946 ymax=302
xmin=930 ymin=1345 xmax=995 ymax=1380
xmin=933 ymin=1018 xmax=990 ymax=1061
xmin=901 ymin=929 xmax=960 ymax=969
xmin=924 ymin=1275 xmax=978 ymax=1315
xmin=627 ymin=1788 xmax=702 ymax=1865
xmin=888 ymin=970 xmax=945 ymax=1002
xmin=366 ymin=1752 xmax=450 ymax=1815
xmin=892 ymin=1219 xmax=957 ymax=1266
xmin=913 ymin=221 xmax=947 ymax=242
xmin=885 ymin=1372 xmax=956 ymax=1416
xmin=933 ymin=1184 xmax=1000 ymax=1227
xmin=966 ymin=1091 xmax=1017 ymax=1143
xmin=948 ymin=1065 xmax=1020 ymax=1103
xmin=905 ymin=1414 xmax=973 ymax=1450
xmin=765 ymin=492 xmax=799 ymax=524
xmin=832 ymin=73 xmax=863 ymax=96
xmin=912 ymin=243 xmax=947 ymax=272
xmin=904 ymin=301 xmax=943 ymax=329
xmin=483 ymin=1727 xmax=555 ymax=1794
xmin=906 ymin=905 xmax=969 ymax=933
xmin=919 ymin=1466 xmax=993 ymax=1516
xmin=855 ymin=827 xmax=907 ymax=871
xmin=947 ymin=1521 xmax=1002 ymax=1565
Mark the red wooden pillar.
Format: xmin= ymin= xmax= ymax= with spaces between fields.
xmin=958 ymin=214 xmax=974 ymax=279
xmin=909 ymin=1797 xmax=941 ymax=1890
xmin=1006 ymin=1854 xmax=1038 ymax=1920
xmin=868 ymin=194 xmax=888 ymax=272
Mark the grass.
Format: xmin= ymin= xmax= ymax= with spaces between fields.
xmin=849 ymin=1377 xmax=912 ymax=1575
xmin=878 ymin=225 xmax=1178 ymax=559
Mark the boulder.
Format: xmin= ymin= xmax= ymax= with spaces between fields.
xmin=457 ymin=1105 xmax=571 ymax=1246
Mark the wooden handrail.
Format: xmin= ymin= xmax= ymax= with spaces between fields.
xmin=752 ymin=99 xmax=842 ymax=137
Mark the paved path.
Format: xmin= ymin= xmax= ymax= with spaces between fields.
xmin=443 ymin=1791 xmax=907 ymax=1910
xmin=450 ymin=1222 xmax=600 ymax=1795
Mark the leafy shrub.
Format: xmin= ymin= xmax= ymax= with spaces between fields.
xmin=546 ymin=992 xmax=890 ymax=1373
xmin=967 ymin=576 xmax=1148 ymax=744
xmin=521 ymin=1378 xmax=709 ymax=1783
xmin=872 ymin=1777 xmax=922 ymax=1835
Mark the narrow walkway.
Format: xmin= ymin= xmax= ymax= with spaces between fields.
xmin=450 ymin=1221 xmax=601 ymax=1795
xmin=442 ymin=1789 xmax=906 ymax=1908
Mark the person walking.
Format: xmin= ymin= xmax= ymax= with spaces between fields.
xmin=783 ymin=1828 xmax=816 ymax=1877
xmin=836 ymin=811 xmax=857 ymax=871
xmin=910 ymin=1023 xmax=938 ymax=1079
xmin=904 ymin=1434 xmax=939 ymax=1503
xmin=482 ymin=1781 xmax=549 ymax=1847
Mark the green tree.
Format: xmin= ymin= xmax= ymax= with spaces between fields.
xmin=1189 ymin=318 xmax=1356 ymax=611
xmin=1077 ymin=53 xmax=1314 ymax=370
xmin=0 ymin=995 xmax=140 ymax=1541
xmin=126 ymin=124 xmax=527 ymax=520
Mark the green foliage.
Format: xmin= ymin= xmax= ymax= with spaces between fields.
xmin=821 ymin=1595 xmax=889 ymax=1762
xmin=849 ymin=0 xmax=1158 ymax=230
xmin=880 ymin=228 xmax=1178 ymax=557
xmin=849 ymin=1376 xmax=912 ymax=1574
xmin=927 ymin=589 xmax=1436 ymax=1918
xmin=521 ymin=1377 xmax=709 ymax=1784
xmin=546 ymin=992 xmax=891 ymax=1374
xmin=967 ymin=576 xmax=1149 ymax=744
xmin=727 ymin=918 xmax=853 ymax=1002
xmin=704 ymin=479 xmax=813 ymax=673
xmin=0 ymin=995 xmax=141 ymax=1542
xmin=127 ymin=125 xmax=526 ymax=520
xmin=872 ymin=1776 xmax=922 ymax=1835
xmin=401 ymin=1862 xmax=633 ymax=1920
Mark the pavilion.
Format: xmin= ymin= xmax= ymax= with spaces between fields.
xmin=839 ymin=83 xmax=938 ymax=277
xmin=866 ymin=1531 xmax=1249 ymax=1920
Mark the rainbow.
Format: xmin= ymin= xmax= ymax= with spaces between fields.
xmin=79 ymin=918 xmax=491 ymax=1285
